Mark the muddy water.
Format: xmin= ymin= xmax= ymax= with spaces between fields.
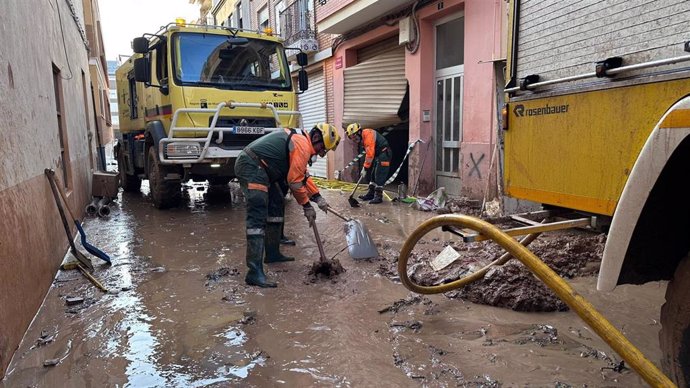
xmin=1 ymin=184 xmax=665 ymax=387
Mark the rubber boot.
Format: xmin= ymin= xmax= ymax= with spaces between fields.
xmin=280 ymin=222 xmax=296 ymax=246
xmin=359 ymin=184 xmax=375 ymax=201
xmin=245 ymin=236 xmax=277 ymax=287
xmin=369 ymin=188 xmax=383 ymax=204
xmin=265 ymin=223 xmax=295 ymax=263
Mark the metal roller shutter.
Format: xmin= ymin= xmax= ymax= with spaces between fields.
xmin=298 ymin=71 xmax=328 ymax=177
xmin=343 ymin=46 xmax=406 ymax=129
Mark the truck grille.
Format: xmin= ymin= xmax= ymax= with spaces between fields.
xmin=209 ymin=133 xmax=265 ymax=149
xmin=210 ymin=116 xmax=277 ymax=128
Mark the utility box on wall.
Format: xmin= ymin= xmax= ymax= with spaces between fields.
xmin=399 ymin=17 xmax=413 ymax=45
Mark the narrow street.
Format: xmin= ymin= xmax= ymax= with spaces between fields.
xmin=1 ymin=184 xmax=665 ymax=387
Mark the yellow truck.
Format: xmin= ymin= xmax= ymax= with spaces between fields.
xmin=115 ymin=21 xmax=308 ymax=208
xmin=504 ymin=1 xmax=690 ymax=384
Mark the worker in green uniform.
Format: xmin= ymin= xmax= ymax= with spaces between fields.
xmin=346 ymin=123 xmax=392 ymax=204
xmin=234 ymin=123 xmax=341 ymax=287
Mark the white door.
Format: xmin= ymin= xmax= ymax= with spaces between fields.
xmin=434 ymin=15 xmax=464 ymax=196
xmin=298 ymin=70 xmax=328 ymax=177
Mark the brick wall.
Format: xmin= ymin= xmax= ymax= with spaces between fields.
xmin=315 ymin=0 xmax=354 ymax=23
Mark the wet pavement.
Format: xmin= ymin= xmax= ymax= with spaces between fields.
xmin=1 ymin=183 xmax=666 ymax=387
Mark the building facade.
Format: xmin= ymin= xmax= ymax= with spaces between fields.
xmin=0 ymin=0 xmax=107 ymax=376
xmin=318 ymin=0 xmax=507 ymax=198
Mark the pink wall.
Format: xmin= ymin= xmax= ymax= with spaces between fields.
xmin=330 ymin=0 xmax=505 ymax=198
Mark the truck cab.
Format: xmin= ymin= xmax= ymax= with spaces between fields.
xmin=115 ymin=21 xmax=308 ymax=208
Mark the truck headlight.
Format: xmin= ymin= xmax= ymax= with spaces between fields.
xmin=166 ymin=143 xmax=201 ymax=158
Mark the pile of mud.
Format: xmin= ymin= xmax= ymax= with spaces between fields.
xmin=307 ymin=259 xmax=345 ymax=282
xmin=378 ymin=231 xmax=606 ymax=312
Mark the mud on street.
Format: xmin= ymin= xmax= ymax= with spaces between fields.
xmin=1 ymin=184 xmax=666 ymax=387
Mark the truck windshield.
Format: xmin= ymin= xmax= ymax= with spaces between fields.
xmin=172 ymin=32 xmax=292 ymax=91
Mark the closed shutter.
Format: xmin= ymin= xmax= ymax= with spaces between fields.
xmin=344 ymin=46 xmax=406 ymax=129
xmin=358 ymin=37 xmax=398 ymax=63
xmin=298 ymin=70 xmax=328 ymax=177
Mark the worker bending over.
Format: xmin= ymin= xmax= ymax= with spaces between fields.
xmin=346 ymin=123 xmax=392 ymax=204
xmin=235 ymin=123 xmax=341 ymax=288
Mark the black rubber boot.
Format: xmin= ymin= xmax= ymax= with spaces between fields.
xmin=265 ymin=223 xmax=295 ymax=263
xmin=359 ymin=184 xmax=375 ymax=201
xmin=369 ymin=188 xmax=383 ymax=204
xmin=245 ymin=236 xmax=277 ymax=287
xmin=280 ymin=222 xmax=296 ymax=245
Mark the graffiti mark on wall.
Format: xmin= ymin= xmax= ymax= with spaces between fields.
xmin=469 ymin=153 xmax=485 ymax=178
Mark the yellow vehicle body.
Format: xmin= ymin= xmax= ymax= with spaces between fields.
xmin=505 ymin=78 xmax=690 ymax=216
xmin=116 ymin=25 xmax=298 ymax=134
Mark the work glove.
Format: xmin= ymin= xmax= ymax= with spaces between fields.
xmin=360 ymin=167 xmax=370 ymax=181
xmin=303 ymin=203 xmax=317 ymax=227
xmin=312 ymin=194 xmax=329 ymax=213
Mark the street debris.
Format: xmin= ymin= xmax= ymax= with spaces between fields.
xmin=206 ymin=267 xmax=239 ymax=282
xmin=307 ymin=258 xmax=345 ymax=281
xmin=43 ymin=359 xmax=60 ymax=367
xmin=240 ymin=310 xmax=257 ymax=325
xmin=65 ymin=297 xmax=84 ymax=306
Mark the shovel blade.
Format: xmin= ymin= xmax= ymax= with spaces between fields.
xmin=348 ymin=197 xmax=360 ymax=208
xmin=345 ymin=220 xmax=378 ymax=259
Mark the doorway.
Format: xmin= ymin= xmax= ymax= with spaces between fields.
xmin=434 ymin=15 xmax=464 ymax=196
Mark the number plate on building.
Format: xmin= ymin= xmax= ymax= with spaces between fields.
xmin=234 ymin=126 xmax=264 ymax=135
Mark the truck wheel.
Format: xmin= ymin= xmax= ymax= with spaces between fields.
xmin=118 ymin=149 xmax=141 ymax=192
xmin=660 ymin=255 xmax=690 ymax=387
xmin=147 ymin=147 xmax=181 ymax=209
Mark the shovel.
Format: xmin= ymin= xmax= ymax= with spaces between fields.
xmin=45 ymin=169 xmax=111 ymax=265
xmin=348 ymin=173 xmax=365 ymax=208
xmin=328 ymin=207 xmax=379 ymax=259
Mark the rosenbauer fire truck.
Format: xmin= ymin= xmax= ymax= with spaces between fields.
xmin=115 ymin=20 xmax=308 ymax=208
xmin=504 ymin=1 xmax=690 ymax=384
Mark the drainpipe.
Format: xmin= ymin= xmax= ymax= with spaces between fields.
xmin=90 ymin=84 xmax=106 ymax=171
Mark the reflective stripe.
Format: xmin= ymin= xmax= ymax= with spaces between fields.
xmin=380 ymin=161 xmax=390 ymax=166
xmin=267 ymin=217 xmax=284 ymax=223
xmin=248 ymin=183 xmax=268 ymax=192
xmin=247 ymin=228 xmax=265 ymax=236
xmin=289 ymin=181 xmax=304 ymax=190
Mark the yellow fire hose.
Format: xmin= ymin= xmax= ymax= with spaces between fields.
xmin=311 ymin=178 xmax=402 ymax=202
xmin=398 ymin=214 xmax=676 ymax=387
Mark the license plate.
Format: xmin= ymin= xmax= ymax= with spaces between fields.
xmin=234 ymin=126 xmax=264 ymax=135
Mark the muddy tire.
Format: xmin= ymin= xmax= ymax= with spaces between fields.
xmin=147 ymin=147 xmax=181 ymax=209
xmin=659 ymin=255 xmax=690 ymax=387
xmin=118 ymin=148 xmax=141 ymax=193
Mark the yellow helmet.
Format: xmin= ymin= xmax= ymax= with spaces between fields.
xmin=346 ymin=123 xmax=362 ymax=137
xmin=314 ymin=123 xmax=341 ymax=152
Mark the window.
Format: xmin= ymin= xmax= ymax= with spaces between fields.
xmin=258 ymin=6 xmax=269 ymax=30
xmin=81 ymin=70 xmax=94 ymax=171
xmin=172 ymin=32 xmax=292 ymax=91
xmin=128 ymin=73 xmax=138 ymax=119
xmin=275 ymin=1 xmax=285 ymax=36
xmin=236 ymin=3 xmax=243 ymax=29
xmin=228 ymin=13 xmax=235 ymax=28
xmin=53 ymin=64 xmax=72 ymax=188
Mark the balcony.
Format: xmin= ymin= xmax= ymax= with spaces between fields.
xmin=317 ymin=0 xmax=405 ymax=34
xmin=280 ymin=0 xmax=319 ymax=55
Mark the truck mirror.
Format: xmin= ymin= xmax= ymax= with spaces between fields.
xmin=227 ymin=37 xmax=249 ymax=46
xmin=132 ymin=37 xmax=150 ymax=54
xmin=298 ymin=69 xmax=308 ymax=92
xmin=133 ymin=58 xmax=150 ymax=83
xmin=296 ymin=52 xmax=308 ymax=67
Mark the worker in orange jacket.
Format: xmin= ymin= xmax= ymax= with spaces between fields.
xmin=235 ymin=123 xmax=341 ymax=287
xmin=346 ymin=123 xmax=392 ymax=204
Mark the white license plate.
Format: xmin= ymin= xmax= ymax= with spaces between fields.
xmin=234 ymin=126 xmax=264 ymax=135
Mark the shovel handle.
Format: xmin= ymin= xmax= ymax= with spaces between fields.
xmin=312 ymin=224 xmax=327 ymax=262
xmin=327 ymin=207 xmax=350 ymax=222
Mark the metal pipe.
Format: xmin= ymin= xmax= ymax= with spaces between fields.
xmin=85 ymin=197 xmax=99 ymax=216
xmin=506 ymin=54 xmax=690 ymax=93
xmin=97 ymin=197 xmax=110 ymax=218
xmin=397 ymin=214 xmax=676 ymax=387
